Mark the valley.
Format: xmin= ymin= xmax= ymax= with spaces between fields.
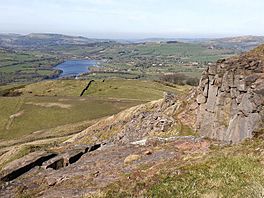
xmin=1 ymin=0 xmax=264 ymax=196
xmin=0 ymin=34 xmax=263 ymax=198
xmin=2 ymin=33 xmax=262 ymax=85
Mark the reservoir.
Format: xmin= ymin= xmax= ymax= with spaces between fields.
xmin=55 ymin=60 xmax=97 ymax=78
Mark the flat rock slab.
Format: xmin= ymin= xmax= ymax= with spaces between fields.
xmin=0 ymin=138 xmax=210 ymax=198
xmin=0 ymin=151 xmax=56 ymax=182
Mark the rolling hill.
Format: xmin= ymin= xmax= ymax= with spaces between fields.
xmin=0 ymin=33 xmax=112 ymax=49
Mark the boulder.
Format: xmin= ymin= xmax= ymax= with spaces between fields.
xmin=197 ymin=94 xmax=207 ymax=104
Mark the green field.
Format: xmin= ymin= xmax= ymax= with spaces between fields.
xmin=103 ymin=42 xmax=233 ymax=61
xmin=19 ymin=79 xmax=188 ymax=99
xmin=0 ymin=79 xmax=189 ymax=141
xmin=0 ymin=41 xmax=236 ymax=84
xmin=0 ymin=96 xmax=141 ymax=140
xmin=0 ymin=49 xmax=61 ymax=83
xmin=82 ymin=42 xmax=235 ymax=81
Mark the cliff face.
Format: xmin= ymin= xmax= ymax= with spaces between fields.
xmin=196 ymin=45 xmax=264 ymax=143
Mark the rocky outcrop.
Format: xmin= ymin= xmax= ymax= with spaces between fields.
xmin=196 ymin=46 xmax=264 ymax=143
xmin=67 ymin=92 xmax=181 ymax=146
xmin=0 ymin=152 xmax=56 ymax=182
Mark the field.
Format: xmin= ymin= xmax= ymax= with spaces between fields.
xmin=0 ymin=79 xmax=189 ymax=143
xmin=0 ymin=49 xmax=61 ymax=83
xmin=19 ymin=78 xmax=187 ymax=99
xmin=0 ymin=41 xmax=236 ymax=84
xmin=87 ymin=42 xmax=235 ymax=79
xmin=0 ymin=96 xmax=140 ymax=140
xmin=0 ymin=38 xmax=231 ymax=137
xmin=102 ymin=42 xmax=234 ymax=62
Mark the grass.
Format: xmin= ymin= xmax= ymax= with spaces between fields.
xmin=36 ymin=70 xmax=54 ymax=75
xmin=0 ymin=96 xmax=142 ymax=140
xmin=100 ymin=139 xmax=264 ymax=198
xmin=19 ymin=79 xmax=189 ymax=100
xmin=102 ymin=42 xmax=234 ymax=63
xmin=0 ymin=97 xmax=24 ymax=132
xmin=0 ymin=79 xmax=189 ymax=141
xmin=95 ymin=42 xmax=235 ymax=81
xmin=86 ymin=79 xmax=187 ymax=100
xmin=148 ymin=156 xmax=264 ymax=198
xmin=0 ymin=49 xmax=61 ymax=84
xmin=20 ymin=80 xmax=89 ymax=96
xmin=0 ymin=83 xmax=27 ymax=96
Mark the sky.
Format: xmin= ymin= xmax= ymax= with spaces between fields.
xmin=0 ymin=0 xmax=264 ymax=39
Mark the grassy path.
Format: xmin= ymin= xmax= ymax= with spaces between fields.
xmin=5 ymin=97 xmax=25 ymax=130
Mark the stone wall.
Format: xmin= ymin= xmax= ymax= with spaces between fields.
xmin=195 ymin=54 xmax=264 ymax=143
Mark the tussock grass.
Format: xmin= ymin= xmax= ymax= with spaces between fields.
xmin=148 ymin=156 xmax=264 ymax=198
xmin=100 ymin=139 xmax=264 ymax=198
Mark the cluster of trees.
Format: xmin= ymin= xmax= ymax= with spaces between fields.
xmin=160 ymin=73 xmax=199 ymax=86
xmin=0 ymin=72 xmax=16 ymax=84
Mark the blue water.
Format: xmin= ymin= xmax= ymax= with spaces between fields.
xmin=55 ymin=60 xmax=97 ymax=78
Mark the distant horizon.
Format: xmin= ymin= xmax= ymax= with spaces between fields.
xmin=1 ymin=31 xmax=264 ymax=41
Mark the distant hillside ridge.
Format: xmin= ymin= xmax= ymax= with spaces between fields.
xmin=204 ymin=35 xmax=264 ymax=51
xmin=0 ymin=33 xmax=113 ymax=48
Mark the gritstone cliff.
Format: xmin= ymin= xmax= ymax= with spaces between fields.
xmin=195 ymin=45 xmax=264 ymax=143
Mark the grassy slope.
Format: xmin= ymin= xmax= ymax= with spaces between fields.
xmin=101 ymin=139 xmax=264 ymax=198
xmin=0 ymin=96 xmax=140 ymax=140
xmin=19 ymin=79 xmax=188 ymax=100
xmin=0 ymin=79 xmax=187 ymax=141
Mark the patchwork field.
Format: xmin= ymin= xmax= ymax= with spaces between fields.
xmin=0 ymin=40 xmax=237 ymax=84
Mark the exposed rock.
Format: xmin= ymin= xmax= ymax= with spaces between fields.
xmin=206 ymin=84 xmax=218 ymax=112
xmin=196 ymin=45 xmax=264 ymax=143
xmin=0 ymin=152 xmax=56 ymax=182
xmin=0 ymin=138 xmax=210 ymax=197
xmin=238 ymin=93 xmax=256 ymax=116
xmin=42 ymin=144 xmax=101 ymax=170
xmin=197 ymin=94 xmax=206 ymax=104
xmin=144 ymin=150 xmax=152 ymax=155
xmin=163 ymin=92 xmax=177 ymax=105
xmin=46 ymin=177 xmax=57 ymax=186
xmin=46 ymin=176 xmax=69 ymax=186
xmin=234 ymin=75 xmax=247 ymax=91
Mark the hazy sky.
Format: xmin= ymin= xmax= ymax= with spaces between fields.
xmin=1 ymin=0 xmax=264 ymax=39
